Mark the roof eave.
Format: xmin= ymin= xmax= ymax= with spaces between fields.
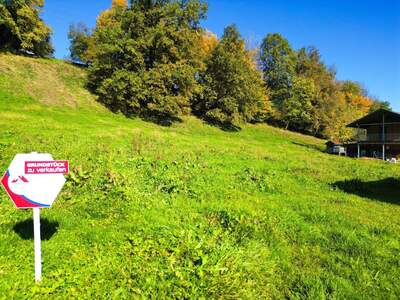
xmin=346 ymin=109 xmax=400 ymax=128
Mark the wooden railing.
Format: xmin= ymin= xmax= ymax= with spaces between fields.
xmin=358 ymin=133 xmax=400 ymax=142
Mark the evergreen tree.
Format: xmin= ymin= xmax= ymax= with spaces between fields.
xmin=0 ymin=0 xmax=53 ymax=57
xmin=193 ymin=25 xmax=270 ymax=127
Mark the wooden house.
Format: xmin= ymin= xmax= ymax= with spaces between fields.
xmin=346 ymin=109 xmax=400 ymax=160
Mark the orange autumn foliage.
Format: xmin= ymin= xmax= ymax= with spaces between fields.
xmin=346 ymin=93 xmax=373 ymax=112
xmin=197 ymin=30 xmax=218 ymax=59
xmin=96 ymin=0 xmax=127 ymax=28
xmin=323 ymin=92 xmax=375 ymax=142
xmin=112 ymin=0 xmax=128 ymax=7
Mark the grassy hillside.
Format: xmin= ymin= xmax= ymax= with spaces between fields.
xmin=0 ymin=54 xmax=399 ymax=299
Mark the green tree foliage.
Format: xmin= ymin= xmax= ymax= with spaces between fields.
xmin=282 ymin=76 xmax=315 ymax=131
xmin=370 ymin=100 xmax=391 ymax=111
xmin=67 ymin=22 xmax=92 ymax=64
xmin=340 ymin=80 xmax=366 ymax=96
xmin=340 ymin=80 xmax=391 ymax=112
xmin=0 ymin=0 xmax=53 ymax=57
xmin=259 ymin=38 xmax=387 ymax=141
xmin=193 ymin=25 xmax=270 ymax=127
xmin=65 ymin=0 xmax=388 ymax=138
xmin=295 ymin=46 xmax=339 ymax=135
xmin=87 ymin=0 xmax=207 ymax=121
xmin=260 ymin=33 xmax=296 ymax=115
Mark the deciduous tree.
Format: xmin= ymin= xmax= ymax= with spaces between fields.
xmin=370 ymin=99 xmax=391 ymax=111
xmin=322 ymin=81 xmax=374 ymax=141
xmin=68 ymin=22 xmax=92 ymax=64
xmin=87 ymin=0 xmax=207 ymax=121
xmin=0 ymin=0 xmax=53 ymax=57
xmin=193 ymin=25 xmax=270 ymax=127
xmin=282 ymin=76 xmax=315 ymax=131
xmin=196 ymin=29 xmax=218 ymax=62
xmin=295 ymin=46 xmax=339 ymax=135
xmin=260 ymin=33 xmax=296 ymax=114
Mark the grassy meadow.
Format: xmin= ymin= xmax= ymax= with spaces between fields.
xmin=0 ymin=54 xmax=399 ymax=299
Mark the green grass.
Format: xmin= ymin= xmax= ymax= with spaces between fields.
xmin=0 ymin=54 xmax=399 ymax=299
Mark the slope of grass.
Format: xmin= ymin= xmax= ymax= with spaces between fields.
xmin=0 ymin=54 xmax=399 ymax=299
xmin=0 ymin=53 xmax=105 ymax=110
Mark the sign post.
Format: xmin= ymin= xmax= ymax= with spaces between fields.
xmin=1 ymin=153 xmax=68 ymax=282
xmin=33 ymin=207 xmax=42 ymax=282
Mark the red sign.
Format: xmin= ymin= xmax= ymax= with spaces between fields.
xmin=25 ymin=161 xmax=69 ymax=175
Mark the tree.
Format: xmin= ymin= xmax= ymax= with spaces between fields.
xmin=68 ymin=22 xmax=92 ymax=64
xmin=193 ymin=25 xmax=271 ymax=127
xmin=370 ymin=99 xmax=391 ymax=111
xmin=282 ymin=76 xmax=315 ymax=131
xmin=260 ymin=33 xmax=297 ymax=115
xmin=0 ymin=0 xmax=53 ymax=57
xmin=196 ymin=29 xmax=218 ymax=63
xmin=96 ymin=0 xmax=128 ymax=28
xmin=295 ymin=46 xmax=339 ymax=135
xmin=87 ymin=0 xmax=207 ymax=121
xmin=112 ymin=0 xmax=128 ymax=7
xmin=340 ymin=80 xmax=366 ymax=96
xmin=339 ymin=80 xmax=391 ymax=112
xmin=321 ymin=91 xmax=373 ymax=142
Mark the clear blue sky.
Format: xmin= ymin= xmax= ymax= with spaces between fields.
xmin=42 ymin=0 xmax=400 ymax=111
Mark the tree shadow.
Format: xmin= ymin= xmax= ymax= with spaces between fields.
xmin=13 ymin=218 xmax=59 ymax=241
xmin=200 ymin=116 xmax=241 ymax=132
xmin=292 ymin=141 xmax=324 ymax=152
xmin=88 ymin=95 xmax=184 ymax=127
xmin=332 ymin=178 xmax=400 ymax=205
xmin=140 ymin=112 xmax=183 ymax=127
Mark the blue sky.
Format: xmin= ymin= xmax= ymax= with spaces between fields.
xmin=42 ymin=0 xmax=400 ymax=111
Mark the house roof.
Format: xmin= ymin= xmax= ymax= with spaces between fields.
xmin=347 ymin=109 xmax=400 ymax=128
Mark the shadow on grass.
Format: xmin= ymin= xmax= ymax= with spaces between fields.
xmin=94 ymin=99 xmax=183 ymax=127
xmin=85 ymin=83 xmax=184 ymax=127
xmin=332 ymin=178 xmax=400 ymax=205
xmin=140 ymin=112 xmax=183 ymax=127
xmin=13 ymin=218 xmax=59 ymax=240
xmin=292 ymin=141 xmax=324 ymax=152
xmin=200 ymin=116 xmax=241 ymax=132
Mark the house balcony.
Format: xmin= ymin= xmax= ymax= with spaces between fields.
xmin=357 ymin=133 xmax=400 ymax=143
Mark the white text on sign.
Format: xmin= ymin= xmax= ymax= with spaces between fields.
xmin=25 ymin=161 xmax=69 ymax=175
